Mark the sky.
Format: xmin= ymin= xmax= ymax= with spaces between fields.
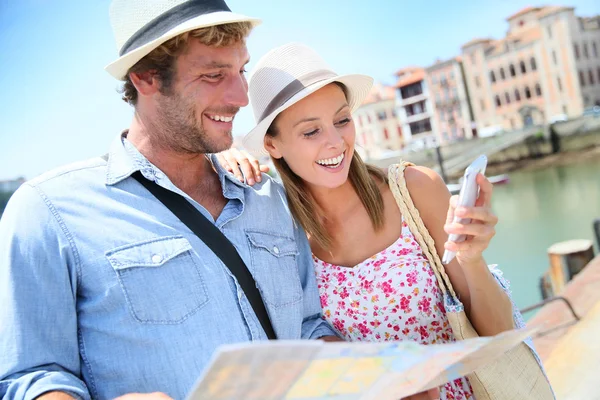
xmin=1 ymin=0 xmax=599 ymax=181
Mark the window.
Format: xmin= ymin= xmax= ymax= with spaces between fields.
xmin=384 ymin=128 xmax=389 ymax=140
xmin=397 ymin=125 xmax=402 ymax=137
xmin=535 ymin=84 xmax=542 ymax=96
xmin=583 ymin=42 xmax=589 ymax=59
xmin=377 ymin=110 xmax=387 ymax=121
xmin=557 ymin=77 xmax=563 ymax=92
xmin=574 ymin=43 xmax=580 ymax=59
xmin=525 ymin=86 xmax=532 ymax=99
xmin=509 ymin=64 xmax=516 ymax=77
xmin=593 ymin=42 xmax=598 ymax=58
xmin=440 ymin=109 xmax=445 ymax=121
xmin=490 ymin=71 xmax=496 ymax=83
xmin=367 ymin=114 xmax=372 ymax=123
xmin=449 ymin=70 xmax=455 ymax=79
xmin=500 ymin=67 xmax=506 ymax=80
xmin=391 ymin=108 xmax=397 ymax=117
xmin=495 ymin=95 xmax=502 ymax=107
xmin=480 ymin=99 xmax=486 ymax=111
xmin=580 ymin=70 xmax=586 ymax=86
xmin=431 ymin=75 xmax=437 ymax=84
xmin=505 ymin=92 xmax=511 ymax=104
xmin=514 ymin=89 xmax=521 ymax=101
xmin=552 ymin=50 xmax=558 ymax=65
xmin=452 ymin=87 xmax=458 ymax=98
xmin=520 ymin=60 xmax=527 ymax=74
xmin=590 ymin=70 xmax=596 ymax=85
xmin=408 ymin=119 xmax=432 ymax=135
xmin=530 ymin=57 xmax=537 ymax=71
xmin=547 ymin=26 xmax=552 ymax=38
xmin=475 ymin=76 xmax=481 ymax=87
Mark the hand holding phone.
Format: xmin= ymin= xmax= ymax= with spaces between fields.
xmin=442 ymin=155 xmax=488 ymax=265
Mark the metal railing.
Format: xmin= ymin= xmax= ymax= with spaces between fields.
xmin=593 ymin=218 xmax=600 ymax=250
xmin=520 ymin=296 xmax=581 ymax=337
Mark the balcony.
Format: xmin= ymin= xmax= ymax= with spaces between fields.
xmin=399 ymin=93 xmax=427 ymax=106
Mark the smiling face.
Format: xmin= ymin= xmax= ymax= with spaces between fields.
xmin=153 ymin=38 xmax=250 ymax=154
xmin=265 ymin=83 xmax=355 ymax=190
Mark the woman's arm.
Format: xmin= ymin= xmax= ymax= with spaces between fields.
xmin=404 ymin=166 xmax=513 ymax=336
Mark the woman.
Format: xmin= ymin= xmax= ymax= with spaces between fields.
xmin=219 ymin=43 xmax=541 ymax=399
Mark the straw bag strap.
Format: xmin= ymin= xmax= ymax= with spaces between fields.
xmin=388 ymin=162 xmax=457 ymax=299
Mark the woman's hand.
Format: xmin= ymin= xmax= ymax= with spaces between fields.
xmin=444 ymin=173 xmax=498 ymax=268
xmin=215 ymin=148 xmax=270 ymax=185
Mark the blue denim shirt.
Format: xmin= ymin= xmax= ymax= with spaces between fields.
xmin=0 ymin=134 xmax=336 ymax=400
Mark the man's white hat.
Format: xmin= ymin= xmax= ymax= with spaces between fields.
xmin=105 ymin=0 xmax=260 ymax=80
xmin=243 ymin=43 xmax=374 ymax=157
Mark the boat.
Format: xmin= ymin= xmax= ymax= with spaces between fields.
xmin=446 ymin=174 xmax=510 ymax=195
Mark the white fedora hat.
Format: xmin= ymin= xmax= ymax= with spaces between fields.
xmin=242 ymin=43 xmax=373 ymax=158
xmin=105 ymin=0 xmax=261 ymax=80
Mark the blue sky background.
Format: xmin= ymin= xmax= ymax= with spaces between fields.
xmin=1 ymin=0 xmax=598 ymax=180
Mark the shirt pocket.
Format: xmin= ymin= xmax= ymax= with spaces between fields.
xmin=246 ymin=229 xmax=302 ymax=308
xmin=106 ymin=236 xmax=209 ymax=324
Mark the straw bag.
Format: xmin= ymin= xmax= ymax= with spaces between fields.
xmin=388 ymin=162 xmax=554 ymax=400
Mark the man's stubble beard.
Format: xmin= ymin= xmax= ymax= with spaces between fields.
xmin=153 ymin=90 xmax=234 ymax=155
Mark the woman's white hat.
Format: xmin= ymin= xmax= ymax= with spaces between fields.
xmin=105 ymin=0 xmax=261 ymax=80
xmin=242 ymin=43 xmax=374 ymax=157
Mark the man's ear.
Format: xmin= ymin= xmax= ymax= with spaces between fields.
xmin=264 ymin=135 xmax=283 ymax=159
xmin=129 ymin=70 xmax=161 ymax=96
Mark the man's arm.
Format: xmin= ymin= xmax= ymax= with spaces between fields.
xmin=0 ymin=184 xmax=90 ymax=399
xmin=291 ymin=222 xmax=339 ymax=340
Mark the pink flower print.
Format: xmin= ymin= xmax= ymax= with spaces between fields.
xmin=399 ymin=295 xmax=412 ymax=313
xmin=371 ymin=294 xmax=379 ymax=303
xmin=332 ymin=318 xmax=345 ymax=333
xmin=370 ymin=319 xmax=381 ymax=328
xmin=361 ymin=279 xmax=374 ymax=292
xmin=380 ymin=281 xmax=394 ymax=296
xmin=406 ymin=270 xmax=418 ymax=286
xmin=406 ymin=316 xmax=418 ymax=325
xmin=337 ymin=300 xmax=346 ymax=310
xmin=399 ymin=247 xmax=411 ymax=256
xmin=402 ymin=327 xmax=410 ymax=335
xmin=356 ymin=322 xmax=372 ymax=337
xmin=419 ymin=326 xmax=429 ymax=340
xmin=418 ymin=297 xmax=432 ymax=315
xmin=350 ymin=300 xmax=360 ymax=308
xmin=339 ymin=287 xmax=350 ymax=300
xmin=320 ymin=293 xmax=328 ymax=308
xmin=393 ymin=325 xmax=400 ymax=332
xmin=336 ymin=272 xmax=347 ymax=284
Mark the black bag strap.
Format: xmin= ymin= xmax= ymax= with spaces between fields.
xmin=131 ymin=171 xmax=277 ymax=340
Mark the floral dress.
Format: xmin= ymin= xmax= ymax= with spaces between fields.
xmin=313 ymin=217 xmax=474 ymax=399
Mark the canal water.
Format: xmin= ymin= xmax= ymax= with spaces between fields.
xmin=484 ymin=158 xmax=600 ymax=317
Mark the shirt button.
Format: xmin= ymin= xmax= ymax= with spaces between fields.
xmin=273 ymin=246 xmax=280 ymax=255
xmin=151 ymin=254 xmax=163 ymax=263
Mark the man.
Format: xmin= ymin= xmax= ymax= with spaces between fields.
xmin=0 ymin=1 xmax=438 ymax=399
xmin=0 ymin=1 xmax=338 ymax=399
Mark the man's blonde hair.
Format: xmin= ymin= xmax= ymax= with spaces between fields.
xmin=120 ymin=22 xmax=253 ymax=105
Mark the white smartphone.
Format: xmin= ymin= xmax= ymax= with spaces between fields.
xmin=442 ymin=155 xmax=488 ymax=265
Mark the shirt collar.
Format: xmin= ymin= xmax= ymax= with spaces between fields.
xmin=104 ymin=132 xmax=247 ymax=200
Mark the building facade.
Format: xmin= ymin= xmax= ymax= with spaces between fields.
xmin=353 ymin=83 xmax=403 ymax=159
xmin=395 ymin=67 xmax=437 ymax=149
xmin=426 ymin=57 xmax=476 ymax=144
xmin=461 ymin=6 xmax=600 ymax=135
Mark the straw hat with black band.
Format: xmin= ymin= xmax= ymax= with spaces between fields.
xmin=105 ymin=0 xmax=260 ymax=80
xmin=243 ymin=43 xmax=374 ymax=158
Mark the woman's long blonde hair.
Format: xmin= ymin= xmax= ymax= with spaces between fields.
xmin=266 ymin=84 xmax=387 ymax=250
